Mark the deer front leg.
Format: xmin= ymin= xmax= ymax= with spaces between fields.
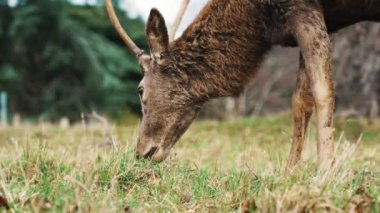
xmin=292 ymin=12 xmax=335 ymax=169
xmin=287 ymin=54 xmax=314 ymax=172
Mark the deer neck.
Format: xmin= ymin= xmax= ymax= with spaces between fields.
xmin=169 ymin=0 xmax=271 ymax=102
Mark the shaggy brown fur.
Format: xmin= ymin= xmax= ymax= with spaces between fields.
xmin=107 ymin=0 xmax=380 ymax=168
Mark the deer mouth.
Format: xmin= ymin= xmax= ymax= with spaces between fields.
xmin=136 ymin=144 xmax=158 ymax=159
xmin=143 ymin=146 xmax=158 ymax=159
xmin=136 ymin=143 xmax=171 ymax=162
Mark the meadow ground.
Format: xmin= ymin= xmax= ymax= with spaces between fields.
xmin=0 ymin=114 xmax=379 ymax=212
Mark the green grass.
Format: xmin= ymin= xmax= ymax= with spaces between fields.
xmin=0 ymin=114 xmax=379 ymax=212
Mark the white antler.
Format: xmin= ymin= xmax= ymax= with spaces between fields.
xmin=169 ymin=0 xmax=190 ymax=42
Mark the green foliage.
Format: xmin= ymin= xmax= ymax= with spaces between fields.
xmin=0 ymin=0 xmax=147 ymax=120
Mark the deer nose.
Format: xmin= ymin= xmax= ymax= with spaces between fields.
xmin=135 ymin=145 xmax=158 ymax=160
xmin=143 ymin=146 xmax=158 ymax=159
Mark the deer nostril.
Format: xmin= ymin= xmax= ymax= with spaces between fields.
xmin=143 ymin=146 xmax=158 ymax=159
xmin=135 ymin=150 xmax=143 ymax=159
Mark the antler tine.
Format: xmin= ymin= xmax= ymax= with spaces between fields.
xmin=169 ymin=0 xmax=190 ymax=42
xmin=106 ymin=0 xmax=144 ymax=58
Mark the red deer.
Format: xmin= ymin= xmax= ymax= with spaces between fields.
xmin=106 ymin=0 xmax=380 ymax=170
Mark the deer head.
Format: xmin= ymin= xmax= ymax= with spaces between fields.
xmin=106 ymin=0 xmax=199 ymax=162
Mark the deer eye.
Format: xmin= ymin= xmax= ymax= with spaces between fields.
xmin=137 ymin=86 xmax=144 ymax=97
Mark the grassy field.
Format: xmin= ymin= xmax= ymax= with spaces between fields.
xmin=0 ymin=114 xmax=379 ymax=212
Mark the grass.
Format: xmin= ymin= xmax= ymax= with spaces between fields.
xmin=0 ymin=114 xmax=379 ymax=212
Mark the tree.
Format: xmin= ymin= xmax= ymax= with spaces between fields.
xmin=0 ymin=0 xmax=147 ymax=121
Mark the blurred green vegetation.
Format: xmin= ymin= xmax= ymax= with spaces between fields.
xmin=0 ymin=0 xmax=147 ymax=121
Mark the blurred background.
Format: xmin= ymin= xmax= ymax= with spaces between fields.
xmin=0 ymin=0 xmax=379 ymax=125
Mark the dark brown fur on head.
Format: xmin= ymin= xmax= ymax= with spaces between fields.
xmin=135 ymin=9 xmax=203 ymax=161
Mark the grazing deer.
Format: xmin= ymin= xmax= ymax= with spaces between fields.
xmin=106 ymin=0 xmax=380 ymax=170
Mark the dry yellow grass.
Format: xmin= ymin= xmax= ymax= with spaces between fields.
xmin=0 ymin=114 xmax=379 ymax=212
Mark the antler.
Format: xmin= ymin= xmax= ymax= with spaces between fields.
xmin=169 ymin=0 xmax=190 ymax=42
xmin=105 ymin=0 xmax=144 ymax=58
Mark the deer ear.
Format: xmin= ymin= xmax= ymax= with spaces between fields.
xmin=146 ymin=9 xmax=169 ymax=60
